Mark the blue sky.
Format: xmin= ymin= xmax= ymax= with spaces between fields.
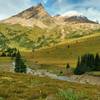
xmin=0 ymin=0 xmax=100 ymax=22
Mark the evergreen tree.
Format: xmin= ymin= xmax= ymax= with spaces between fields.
xmin=74 ymin=53 xmax=98 ymax=75
xmin=66 ymin=63 xmax=70 ymax=69
xmin=74 ymin=56 xmax=86 ymax=75
xmin=95 ymin=53 xmax=100 ymax=70
xmin=1 ymin=52 xmax=6 ymax=57
xmin=15 ymin=51 xmax=27 ymax=73
xmin=77 ymin=57 xmax=80 ymax=67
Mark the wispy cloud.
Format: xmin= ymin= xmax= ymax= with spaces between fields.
xmin=44 ymin=0 xmax=100 ymax=21
xmin=0 ymin=0 xmax=100 ymax=22
xmin=0 ymin=0 xmax=33 ymax=20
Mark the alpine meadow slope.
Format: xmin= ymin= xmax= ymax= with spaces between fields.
xmin=0 ymin=4 xmax=100 ymax=66
xmin=0 ymin=2 xmax=100 ymax=100
xmin=0 ymin=3 xmax=100 ymax=51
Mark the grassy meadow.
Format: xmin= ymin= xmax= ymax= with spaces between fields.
xmin=0 ymin=23 xmax=100 ymax=99
xmin=26 ymin=32 xmax=100 ymax=67
xmin=15 ymin=32 xmax=99 ymax=75
xmin=0 ymin=72 xmax=99 ymax=100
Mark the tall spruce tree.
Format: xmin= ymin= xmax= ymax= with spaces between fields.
xmin=66 ymin=63 xmax=70 ymax=69
xmin=95 ymin=53 xmax=100 ymax=70
xmin=15 ymin=51 xmax=27 ymax=73
xmin=74 ymin=53 xmax=99 ymax=75
xmin=74 ymin=56 xmax=86 ymax=75
xmin=77 ymin=57 xmax=80 ymax=68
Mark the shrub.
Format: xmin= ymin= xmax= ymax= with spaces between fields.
xmin=57 ymin=89 xmax=88 ymax=100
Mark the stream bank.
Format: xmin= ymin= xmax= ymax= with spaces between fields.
xmin=27 ymin=68 xmax=100 ymax=86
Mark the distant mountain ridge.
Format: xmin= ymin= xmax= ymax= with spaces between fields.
xmin=0 ymin=3 xmax=100 ymax=50
xmin=63 ymin=15 xmax=96 ymax=23
xmin=1 ymin=3 xmax=97 ymax=28
xmin=1 ymin=4 xmax=54 ymax=28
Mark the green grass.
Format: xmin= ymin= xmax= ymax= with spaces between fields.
xmin=88 ymin=71 xmax=100 ymax=76
xmin=0 ymin=72 xmax=99 ymax=100
xmin=0 ymin=57 xmax=12 ymax=63
xmin=33 ymin=33 xmax=100 ymax=67
xmin=0 ymin=23 xmax=100 ymax=50
xmin=31 ymin=64 xmax=67 ymax=75
xmin=0 ymin=57 xmax=13 ymax=72
xmin=0 ymin=23 xmax=100 ymax=75
xmin=16 ymin=33 xmax=100 ymax=74
xmin=0 ymin=32 xmax=99 ymax=74
xmin=0 ymin=23 xmax=60 ymax=50
xmin=57 ymin=88 xmax=89 ymax=100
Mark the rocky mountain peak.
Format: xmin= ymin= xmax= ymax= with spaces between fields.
xmin=1 ymin=4 xmax=97 ymax=28
xmin=14 ymin=3 xmax=49 ymax=19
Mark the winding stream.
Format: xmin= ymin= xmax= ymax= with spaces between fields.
xmin=11 ymin=62 xmax=100 ymax=86
xmin=27 ymin=68 xmax=73 ymax=81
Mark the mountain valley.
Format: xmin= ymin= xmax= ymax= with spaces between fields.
xmin=0 ymin=3 xmax=100 ymax=100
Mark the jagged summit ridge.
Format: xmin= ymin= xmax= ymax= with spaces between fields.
xmin=1 ymin=4 xmax=97 ymax=28
xmin=14 ymin=3 xmax=49 ymax=19
xmin=1 ymin=3 xmax=53 ymax=28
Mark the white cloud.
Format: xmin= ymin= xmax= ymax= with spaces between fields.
xmin=51 ymin=0 xmax=100 ymax=22
xmin=61 ymin=11 xmax=83 ymax=17
xmin=81 ymin=7 xmax=100 ymax=22
xmin=42 ymin=0 xmax=48 ymax=4
xmin=0 ymin=0 xmax=33 ymax=20
xmin=0 ymin=0 xmax=100 ymax=22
